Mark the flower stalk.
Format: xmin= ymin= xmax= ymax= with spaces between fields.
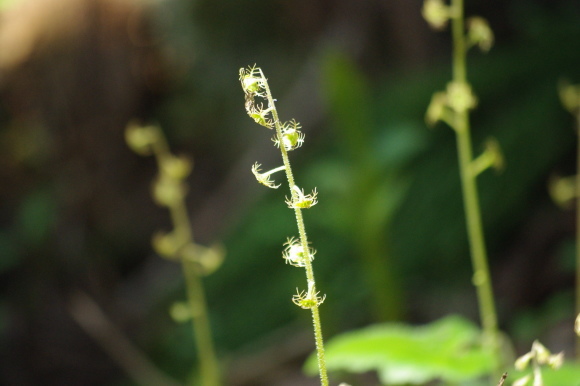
xmin=557 ymin=81 xmax=580 ymax=359
xmin=423 ymin=0 xmax=501 ymax=376
xmin=240 ymin=66 xmax=328 ymax=385
xmin=125 ymin=122 xmax=223 ymax=386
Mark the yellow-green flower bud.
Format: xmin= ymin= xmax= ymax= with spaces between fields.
xmin=160 ymin=155 xmax=192 ymax=180
xmin=125 ymin=122 xmax=160 ymax=155
xmin=152 ymin=175 xmax=186 ymax=207
xmin=169 ymin=301 xmax=192 ymax=323
xmin=514 ymin=352 xmax=532 ymax=371
xmin=425 ymin=91 xmax=448 ymax=127
xmin=548 ymin=352 xmax=564 ymax=369
xmin=467 ymin=17 xmax=494 ymax=52
xmin=152 ymin=231 xmax=185 ymax=259
xmin=532 ymin=340 xmax=550 ymax=364
xmin=182 ymin=243 xmax=225 ymax=276
xmin=422 ymin=0 xmax=451 ymax=30
xmin=446 ymin=81 xmax=477 ymax=113
xmin=558 ymin=81 xmax=580 ymax=114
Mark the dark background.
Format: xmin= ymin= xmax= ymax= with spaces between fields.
xmin=0 ymin=0 xmax=579 ymax=384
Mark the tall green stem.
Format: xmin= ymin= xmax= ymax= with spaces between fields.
xmin=450 ymin=0 xmax=500 ymax=374
xmin=182 ymin=256 xmax=220 ymax=386
xmin=262 ymin=79 xmax=329 ymax=386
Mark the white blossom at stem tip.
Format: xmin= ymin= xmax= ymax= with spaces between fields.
xmin=273 ymin=119 xmax=305 ymax=151
xmin=239 ymin=65 xmax=266 ymax=97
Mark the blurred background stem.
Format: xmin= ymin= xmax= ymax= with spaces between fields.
xmin=575 ymin=109 xmax=580 ymax=360
xmin=153 ymin=147 xmax=220 ymax=386
xmin=450 ymin=0 xmax=500 ymax=375
xmin=140 ymin=126 xmax=221 ymax=386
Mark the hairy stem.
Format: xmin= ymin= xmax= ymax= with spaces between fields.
xmin=261 ymin=70 xmax=329 ymax=386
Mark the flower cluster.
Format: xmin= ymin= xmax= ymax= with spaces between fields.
xmin=513 ymin=340 xmax=564 ymax=386
xmin=125 ymin=123 xmax=224 ymax=275
xmin=422 ymin=0 xmax=494 ymax=52
xmin=240 ymin=65 xmax=325 ymax=312
xmin=240 ymin=66 xmax=273 ymax=128
xmin=426 ymin=81 xmax=478 ymax=128
xmin=240 ymin=65 xmax=306 ymax=151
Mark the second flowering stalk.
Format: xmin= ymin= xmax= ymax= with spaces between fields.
xmin=240 ymin=65 xmax=328 ymax=385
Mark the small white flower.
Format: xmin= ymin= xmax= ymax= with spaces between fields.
xmin=286 ymin=185 xmax=318 ymax=209
xmin=292 ymin=281 xmax=325 ymax=309
xmin=273 ymin=120 xmax=305 ymax=150
xmin=282 ymin=237 xmax=315 ymax=267
xmin=239 ymin=65 xmax=266 ymax=97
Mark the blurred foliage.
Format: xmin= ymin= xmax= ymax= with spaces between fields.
xmin=1 ymin=0 xmax=580 ymax=384
xmin=320 ymin=50 xmax=427 ymax=322
xmin=509 ymin=362 xmax=580 ymax=386
xmin=304 ymin=315 xmax=493 ymax=384
xmin=139 ymin=0 xmax=580 ymax=381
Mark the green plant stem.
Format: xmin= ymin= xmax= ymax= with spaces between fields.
xmin=182 ymin=256 xmax=220 ymax=386
xmin=153 ymin=145 xmax=221 ymax=386
xmin=451 ymin=0 xmax=466 ymax=83
xmin=455 ymin=118 xmax=499 ymax=354
xmin=576 ymin=111 xmax=580 ymax=360
xmin=263 ymin=77 xmax=329 ymax=386
xmin=450 ymin=0 xmax=500 ymax=376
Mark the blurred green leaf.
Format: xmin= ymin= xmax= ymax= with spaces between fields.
xmin=322 ymin=50 xmax=374 ymax=162
xmin=16 ymin=188 xmax=56 ymax=247
xmin=0 ymin=232 xmax=19 ymax=272
xmin=305 ymin=315 xmax=493 ymax=384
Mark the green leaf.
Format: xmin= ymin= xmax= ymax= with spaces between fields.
xmin=321 ymin=50 xmax=374 ymax=163
xmin=305 ymin=315 xmax=493 ymax=384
